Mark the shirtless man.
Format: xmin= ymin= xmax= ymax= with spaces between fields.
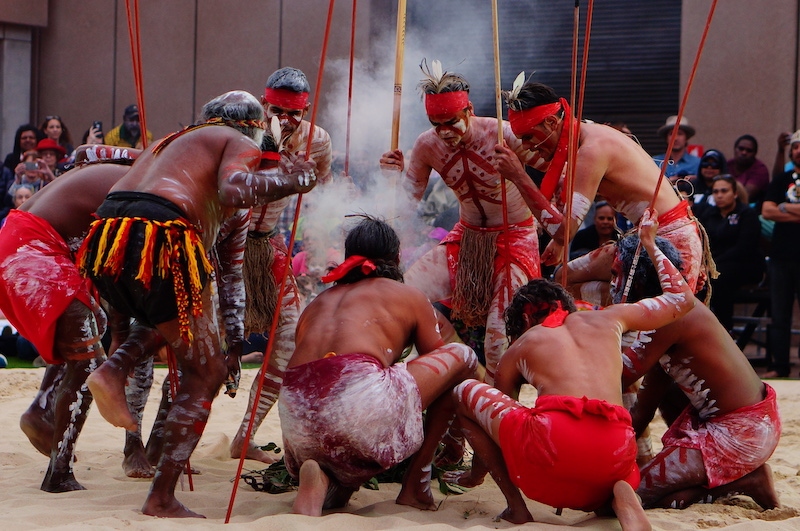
xmin=230 ymin=67 xmax=334 ymax=464
xmin=451 ymin=210 xmax=689 ymax=529
xmin=78 ymin=90 xmax=316 ymax=518
xmin=611 ymin=234 xmax=781 ymax=510
xmin=493 ymin=81 xmax=709 ymax=304
xmin=279 ymin=215 xmax=479 ymax=516
xmin=380 ymin=64 xmax=540 ymax=382
xmin=0 ymin=161 xmax=151 ymax=492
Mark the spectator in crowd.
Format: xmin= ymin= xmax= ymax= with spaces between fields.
xmin=727 ymin=134 xmax=770 ymax=207
xmin=569 ymin=201 xmax=619 ymax=260
xmin=691 ymin=149 xmax=727 ymax=217
xmin=698 ymin=175 xmax=765 ymax=332
xmin=104 ymin=104 xmax=153 ymax=149
xmin=761 ymin=129 xmax=800 ymax=378
xmin=35 ymin=138 xmax=68 ymax=178
xmin=39 ymin=115 xmax=73 ymax=160
xmin=11 ymin=184 xmax=35 ymax=209
xmin=652 ymin=115 xmax=700 ymax=182
xmin=9 ymin=149 xmax=48 ymax=198
xmin=3 ymin=124 xmax=44 ymax=172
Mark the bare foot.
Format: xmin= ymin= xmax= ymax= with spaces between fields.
xmin=726 ymin=464 xmax=780 ymax=510
xmin=396 ymin=472 xmax=437 ymax=511
xmin=230 ymin=437 xmax=279 ymax=464
xmin=20 ymin=410 xmax=54 ymax=457
xmin=496 ymin=504 xmax=534 ymax=524
xmin=86 ymin=367 xmax=137 ymax=431
xmin=292 ymin=460 xmax=330 ymax=516
xmin=441 ymin=468 xmax=484 ymax=488
xmin=611 ymin=481 xmax=651 ymax=531
xmin=141 ymin=497 xmax=205 ymax=518
xmin=123 ymin=449 xmax=155 ymax=478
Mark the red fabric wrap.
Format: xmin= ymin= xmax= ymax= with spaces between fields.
xmin=541 ymin=303 xmax=569 ymax=328
xmin=424 ymin=91 xmax=469 ymax=117
xmin=321 ymin=255 xmax=377 ymax=283
xmin=508 ymin=101 xmax=562 ymax=138
xmin=443 ymin=217 xmax=540 ymax=291
xmin=657 ymin=199 xmax=690 ymax=225
xmin=264 ymin=87 xmax=309 ymax=110
xmin=0 ymin=210 xmax=96 ymax=364
xmin=498 ymin=394 xmax=639 ymax=511
xmin=261 ymin=150 xmax=281 ymax=162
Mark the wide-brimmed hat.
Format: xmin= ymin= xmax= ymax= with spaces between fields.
xmin=35 ymin=138 xmax=67 ymax=158
xmin=657 ymin=115 xmax=695 ymax=139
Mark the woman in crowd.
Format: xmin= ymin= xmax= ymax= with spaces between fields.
xmin=691 ymin=149 xmax=727 ymax=217
xmin=39 ymin=115 xmax=73 ymax=160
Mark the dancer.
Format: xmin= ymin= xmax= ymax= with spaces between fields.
xmin=452 ymin=210 xmax=688 ymax=528
xmin=0 ymin=162 xmax=131 ymax=492
xmin=494 ymin=80 xmax=711 ymax=304
xmin=613 ymin=233 xmax=781 ymax=510
xmin=380 ymin=61 xmax=540 ymax=383
xmin=230 ymin=66 xmax=334 ymax=463
xmin=280 ymin=215 xmax=479 ymax=516
xmin=78 ymin=90 xmax=316 ymax=518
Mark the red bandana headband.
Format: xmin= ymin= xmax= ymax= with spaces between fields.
xmin=507 ymin=100 xmax=562 ymax=138
xmin=425 ymin=91 xmax=469 ymax=117
xmin=321 ymin=255 xmax=377 ymax=283
xmin=523 ymin=300 xmax=569 ymax=328
xmin=264 ymin=87 xmax=309 ymax=110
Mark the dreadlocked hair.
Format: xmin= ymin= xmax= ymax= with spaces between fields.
xmin=614 ymin=234 xmax=684 ymax=304
xmin=334 ymin=214 xmax=404 ymax=284
xmin=504 ymin=81 xmax=560 ymax=112
xmin=417 ymin=58 xmax=470 ymax=96
xmin=505 ymin=279 xmax=577 ymax=340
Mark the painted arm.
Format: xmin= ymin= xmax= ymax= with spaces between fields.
xmin=493 ymin=339 xmax=529 ymax=401
xmin=629 ymin=363 xmax=673 ymax=437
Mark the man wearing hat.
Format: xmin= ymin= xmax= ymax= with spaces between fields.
xmin=105 ymin=104 xmax=153 ymax=149
xmin=761 ymin=129 xmax=800 ymax=378
xmin=653 ymin=115 xmax=701 ymax=182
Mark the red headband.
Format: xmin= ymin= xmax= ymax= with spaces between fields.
xmin=321 ymin=255 xmax=377 ymax=283
xmin=264 ymin=87 xmax=309 ymax=110
xmin=508 ymin=100 xmax=562 ymax=137
xmin=425 ymin=91 xmax=469 ymax=117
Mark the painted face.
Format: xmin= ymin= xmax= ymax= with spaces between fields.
xmin=428 ymin=108 xmax=470 ymax=146
xmin=19 ymin=131 xmax=38 ymax=151
xmin=734 ymin=139 xmax=756 ymax=164
xmin=593 ymin=205 xmax=616 ymax=238
xmin=519 ymin=119 xmax=558 ymax=160
xmin=44 ymin=119 xmax=62 ymax=141
xmin=711 ymin=180 xmax=736 ymax=210
xmin=265 ymin=103 xmax=305 ymax=138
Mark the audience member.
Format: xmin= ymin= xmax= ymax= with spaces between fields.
xmin=727 ymin=134 xmax=770 ymax=207
xmin=761 ymin=129 xmax=800 ymax=378
xmin=104 ymin=104 xmax=153 ymax=149
xmin=35 ymin=138 xmax=68 ymax=178
xmin=691 ymin=149 xmax=727 ymax=217
xmin=569 ymin=201 xmax=619 ymax=259
xmin=3 ymin=124 xmax=44 ymax=172
xmin=39 ymin=115 xmax=73 ymax=160
xmin=9 ymin=149 xmax=47 ymax=197
xmin=698 ymin=175 xmax=765 ymax=332
xmin=652 ymin=115 xmax=700 ymax=182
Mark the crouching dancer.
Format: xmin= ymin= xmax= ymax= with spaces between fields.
xmin=0 ymin=163 xmax=131 ymax=492
xmin=278 ymin=215 xmax=479 ymax=516
xmin=77 ymin=90 xmax=316 ymax=518
xmin=452 ymin=210 xmax=692 ymax=529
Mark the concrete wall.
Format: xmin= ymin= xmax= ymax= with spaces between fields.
xmin=682 ymin=0 xmax=799 ymax=167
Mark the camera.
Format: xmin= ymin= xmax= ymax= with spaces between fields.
xmin=92 ymin=121 xmax=103 ymax=137
xmin=24 ymin=161 xmax=38 ymax=171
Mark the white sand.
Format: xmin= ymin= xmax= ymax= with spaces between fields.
xmin=2 ymin=368 xmax=800 ymax=530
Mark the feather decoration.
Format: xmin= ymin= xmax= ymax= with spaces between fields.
xmin=510 ymin=71 xmax=525 ymax=100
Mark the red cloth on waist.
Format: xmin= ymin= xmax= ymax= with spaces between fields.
xmin=0 ymin=209 xmax=95 ymax=364
xmin=442 ymin=217 xmax=540 ymax=291
xmin=498 ymin=394 xmax=639 ymax=511
xmin=657 ymin=199 xmax=691 ymax=225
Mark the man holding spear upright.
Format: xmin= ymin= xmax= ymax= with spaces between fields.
xmin=380 ymin=61 xmax=540 ymax=383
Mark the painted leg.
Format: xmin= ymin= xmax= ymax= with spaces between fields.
xmin=123 ymin=356 xmax=155 ymax=478
xmin=231 ymin=280 xmax=299 ymax=463
xmin=657 ymin=464 xmax=779 ymax=510
xmin=638 ymin=446 xmax=707 ymax=509
xmin=20 ymin=363 xmax=65 ymax=457
xmin=483 ymin=265 xmax=526 ymax=385
xmin=144 ymin=370 xmax=174 ymax=465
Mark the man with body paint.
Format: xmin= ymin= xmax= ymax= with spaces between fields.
xmin=279 ymin=215 xmax=479 ymax=517
xmin=0 ymin=162 xmax=139 ymax=493
xmin=379 ymin=63 xmax=540 ymax=384
xmin=493 ymin=81 xmax=711 ymax=305
xmin=612 ymin=233 xmax=781 ymax=511
xmin=230 ymin=67 xmax=334 ymax=464
xmin=450 ymin=210 xmax=689 ymax=529
xmin=77 ymin=90 xmax=316 ymax=518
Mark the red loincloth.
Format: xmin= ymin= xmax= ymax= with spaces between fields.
xmin=278 ymin=353 xmax=424 ymax=489
xmin=0 ymin=209 xmax=96 ymax=364
xmin=498 ymin=394 xmax=639 ymax=511
xmin=661 ymin=383 xmax=781 ymax=488
xmin=656 ymin=200 xmax=707 ymax=293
